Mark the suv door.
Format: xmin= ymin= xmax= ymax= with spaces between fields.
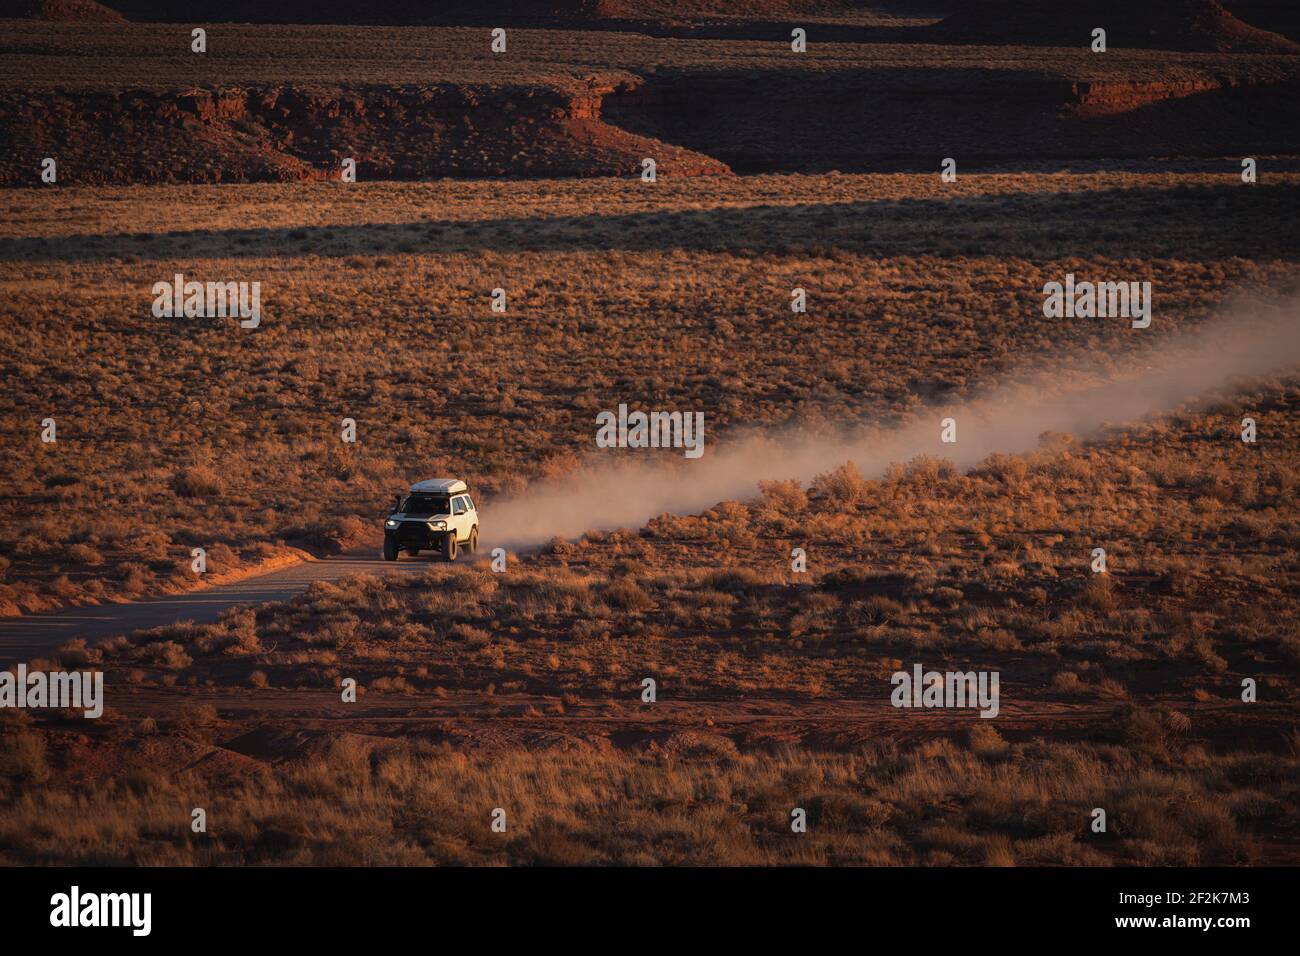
xmin=451 ymin=496 xmax=469 ymax=542
xmin=464 ymin=495 xmax=478 ymax=539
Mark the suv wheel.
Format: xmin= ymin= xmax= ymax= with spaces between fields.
xmin=383 ymin=539 xmax=398 ymax=562
xmin=442 ymin=531 xmax=458 ymax=562
xmin=467 ymin=526 xmax=478 ymax=555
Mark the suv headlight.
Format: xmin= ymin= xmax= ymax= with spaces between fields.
xmin=385 ymin=519 xmax=399 ymax=529
xmin=430 ymin=520 xmax=447 ymax=530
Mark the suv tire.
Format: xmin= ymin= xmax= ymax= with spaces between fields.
xmin=442 ymin=531 xmax=458 ymax=562
xmin=467 ymin=526 xmax=479 ymax=555
xmin=383 ymin=539 xmax=398 ymax=562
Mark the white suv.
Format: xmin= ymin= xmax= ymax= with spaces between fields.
xmin=383 ymin=478 xmax=479 ymax=562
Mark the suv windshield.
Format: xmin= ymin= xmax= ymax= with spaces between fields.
xmin=398 ymin=495 xmax=449 ymax=517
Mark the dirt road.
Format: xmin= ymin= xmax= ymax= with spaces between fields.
xmin=0 ymin=551 xmax=428 ymax=664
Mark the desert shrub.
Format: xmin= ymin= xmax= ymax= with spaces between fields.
xmin=902 ymin=455 xmax=958 ymax=484
xmin=811 ymin=461 xmax=871 ymax=508
xmin=306 ymin=615 xmax=361 ymax=649
xmin=116 ymin=562 xmax=151 ymax=594
xmin=758 ymin=478 xmax=808 ymax=513
xmin=1078 ymin=574 xmax=1117 ymax=614
xmin=601 ymin=579 xmax=652 ymax=612
xmin=847 ymin=596 xmax=906 ymax=626
xmin=977 ymin=453 xmax=1029 ymax=484
xmin=209 ymin=608 xmax=261 ymax=653
xmin=0 ymin=728 xmax=48 ymax=783
xmin=370 ymin=675 xmax=415 ymax=694
xmin=55 ymin=638 xmax=99 ymax=667
xmin=671 ymin=588 xmax=735 ymax=628
xmin=704 ymin=567 xmax=769 ymax=594
xmin=172 ymin=464 xmax=224 ymax=498
xmin=967 ymin=723 xmax=1009 ymax=758
xmin=610 ymin=559 xmax=647 ymax=579
xmin=133 ymin=640 xmax=193 ymax=670
xmin=65 ymin=543 xmax=104 ymax=565
xmin=171 ymin=703 xmax=219 ymax=737
xmin=449 ymin=623 xmax=492 ymax=644
xmin=1050 ymin=671 xmax=1084 ymax=694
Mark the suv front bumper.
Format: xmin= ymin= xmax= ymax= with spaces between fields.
xmin=386 ymin=523 xmax=449 ymax=551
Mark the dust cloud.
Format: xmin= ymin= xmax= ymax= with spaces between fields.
xmin=487 ymin=296 xmax=1300 ymax=549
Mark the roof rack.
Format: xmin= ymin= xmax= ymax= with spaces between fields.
xmin=409 ymin=478 xmax=467 ymax=495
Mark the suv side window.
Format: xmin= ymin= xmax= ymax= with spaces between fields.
xmin=464 ymin=495 xmax=475 ymax=512
xmin=452 ymin=497 xmax=467 ymax=515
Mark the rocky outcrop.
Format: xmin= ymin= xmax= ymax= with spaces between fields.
xmin=5 ymin=65 xmax=1297 ymax=185
xmin=0 ymin=82 xmax=731 ymax=184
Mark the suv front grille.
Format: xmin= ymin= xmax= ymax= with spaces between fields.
xmin=394 ymin=522 xmax=428 ymax=543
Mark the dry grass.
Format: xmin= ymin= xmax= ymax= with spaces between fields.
xmin=1 ymin=726 xmax=1288 ymax=865
xmin=2 ymin=171 xmax=1297 ymax=611
xmin=1 ymin=137 xmax=1297 ymax=867
xmin=66 ymin=389 xmax=1298 ymax=713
